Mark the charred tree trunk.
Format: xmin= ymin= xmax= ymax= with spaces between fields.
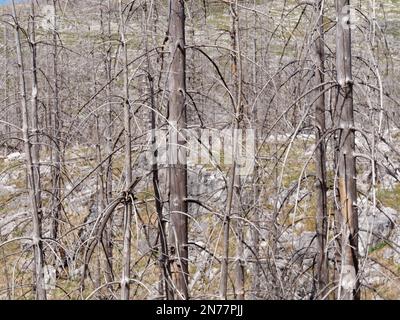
xmin=167 ymin=0 xmax=189 ymax=300
xmin=335 ymin=0 xmax=359 ymax=300
xmin=313 ymin=0 xmax=329 ymax=299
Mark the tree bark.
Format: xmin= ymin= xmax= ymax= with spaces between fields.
xmin=12 ymin=0 xmax=46 ymax=300
xmin=313 ymin=0 xmax=329 ymax=299
xmin=168 ymin=0 xmax=189 ymax=300
xmin=3 ymin=25 xmax=11 ymax=156
xmin=29 ymin=0 xmax=41 ymax=210
xmin=143 ymin=2 xmax=173 ymax=300
xmin=232 ymin=2 xmax=245 ymax=300
xmin=119 ymin=0 xmax=133 ymax=300
xmin=100 ymin=0 xmax=114 ymax=289
xmin=250 ymin=0 xmax=261 ymax=300
xmin=335 ymin=0 xmax=359 ymax=300
xmin=220 ymin=0 xmax=244 ymax=300
xmin=50 ymin=0 xmax=62 ymax=244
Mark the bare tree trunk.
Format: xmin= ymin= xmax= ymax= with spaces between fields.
xmin=105 ymin=0 xmax=113 ymax=207
xmin=12 ymin=0 xmax=46 ymax=300
xmin=3 ymin=25 xmax=10 ymax=156
xmin=313 ymin=0 xmax=329 ymax=299
xmin=220 ymin=0 xmax=244 ymax=300
xmin=119 ymin=0 xmax=132 ymax=300
xmin=50 ymin=0 xmax=62 ymax=243
xmin=168 ymin=0 xmax=189 ymax=300
xmin=232 ymin=1 xmax=245 ymax=300
xmin=331 ymin=85 xmax=342 ymax=298
xmin=29 ymin=0 xmax=40 ymax=188
xmin=220 ymin=184 xmax=232 ymax=300
xmin=250 ymin=0 xmax=261 ymax=300
xmin=335 ymin=0 xmax=359 ymax=300
xmin=93 ymin=47 xmax=105 ymax=295
xmin=1 ymin=26 xmax=11 ymax=296
xmin=143 ymin=2 xmax=173 ymax=300
xmin=100 ymin=0 xmax=114 ymax=289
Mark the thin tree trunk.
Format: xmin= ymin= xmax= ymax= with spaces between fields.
xmin=232 ymin=1 xmax=245 ymax=300
xmin=220 ymin=0 xmax=244 ymax=300
xmin=1 ymin=27 xmax=11 ymax=293
xmin=29 ymin=0 xmax=41 ymax=193
xmin=331 ymin=85 xmax=342 ymax=299
xmin=3 ymin=25 xmax=10 ymax=156
xmin=12 ymin=0 xmax=46 ymax=300
xmin=93 ymin=47 xmax=104 ymax=295
xmin=168 ymin=0 xmax=189 ymax=300
xmin=119 ymin=0 xmax=132 ymax=300
xmin=143 ymin=2 xmax=173 ymax=300
xmin=335 ymin=0 xmax=359 ymax=300
xmin=250 ymin=0 xmax=261 ymax=300
xmin=50 ymin=0 xmax=62 ymax=243
xmin=313 ymin=0 xmax=329 ymax=299
xmin=100 ymin=1 xmax=114 ymax=289
xmin=0 ymin=31 xmax=11 ymax=286
xmin=105 ymin=1 xmax=114 ymax=209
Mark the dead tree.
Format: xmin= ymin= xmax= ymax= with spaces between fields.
xmin=167 ymin=0 xmax=189 ymax=300
xmin=12 ymin=0 xmax=46 ymax=300
xmin=313 ymin=0 xmax=329 ymax=299
xmin=119 ymin=0 xmax=133 ymax=300
xmin=220 ymin=0 xmax=244 ymax=300
xmin=231 ymin=1 xmax=245 ymax=300
xmin=250 ymin=0 xmax=261 ymax=300
xmin=100 ymin=0 xmax=114 ymax=286
xmin=29 ymin=0 xmax=41 ymax=214
xmin=2 ymin=25 xmax=11 ymax=155
xmin=143 ymin=2 xmax=173 ymax=300
xmin=49 ymin=0 xmax=62 ymax=243
xmin=335 ymin=0 xmax=359 ymax=300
